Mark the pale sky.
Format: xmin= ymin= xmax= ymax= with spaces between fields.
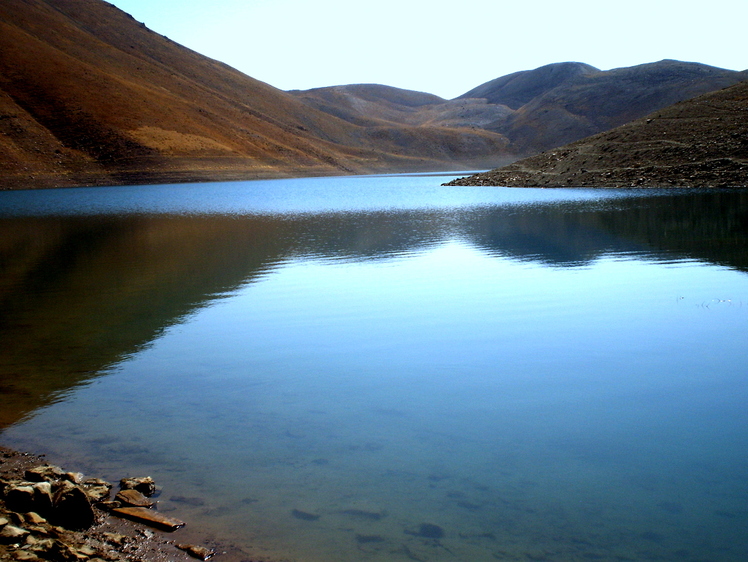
xmin=109 ymin=0 xmax=747 ymax=99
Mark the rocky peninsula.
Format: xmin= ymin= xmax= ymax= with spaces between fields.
xmin=446 ymin=80 xmax=748 ymax=188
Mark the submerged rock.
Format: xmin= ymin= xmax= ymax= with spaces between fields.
xmin=405 ymin=523 xmax=445 ymax=539
xmin=291 ymin=509 xmax=320 ymax=521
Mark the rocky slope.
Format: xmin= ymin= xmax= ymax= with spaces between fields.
xmin=0 ymin=0 xmax=510 ymax=190
xmin=445 ymin=80 xmax=748 ymax=188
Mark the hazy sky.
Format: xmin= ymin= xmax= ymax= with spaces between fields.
xmin=109 ymin=0 xmax=747 ymax=99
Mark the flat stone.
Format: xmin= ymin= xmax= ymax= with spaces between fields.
xmin=115 ymin=489 xmax=154 ymax=508
xmin=12 ymin=550 xmax=41 ymax=561
xmin=0 ymin=524 xmax=30 ymax=544
xmin=0 ymin=516 xmax=9 ymax=527
xmin=112 ymin=507 xmax=185 ymax=531
xmin=176 ymin=543 xmax=215 ymax=560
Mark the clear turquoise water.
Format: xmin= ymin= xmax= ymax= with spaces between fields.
xmin=1 ymin=175 xmax=747 ymax=561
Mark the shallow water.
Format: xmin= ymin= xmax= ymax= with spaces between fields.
xmin=1 ymin=175 xmax=748 ymax=561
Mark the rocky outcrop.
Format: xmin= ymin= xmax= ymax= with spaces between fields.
xmin=445 ymin=80 xmax=748 ymax=188
xmin=0 ymin=448 xmax=215 ymax=561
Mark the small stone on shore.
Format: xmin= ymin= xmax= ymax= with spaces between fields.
xmin=177 ymin=543 xmax=216 ymax=560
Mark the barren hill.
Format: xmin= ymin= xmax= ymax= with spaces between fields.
xmin=0 ymin=0 xmax=510 ymax=189
xmin=294 ymin=61 xmax=747 ymax=160
xmin=460 ymin=60 xmax=748 ymax=154
xmin=445 ymin=80 xmax=748 ymax=188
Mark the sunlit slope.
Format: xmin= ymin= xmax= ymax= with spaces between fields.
xmin=0 ymin=0 xmax=510 ymax=189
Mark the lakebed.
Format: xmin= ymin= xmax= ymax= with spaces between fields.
xmin=1 ymin=174 xmax=747 ymax=561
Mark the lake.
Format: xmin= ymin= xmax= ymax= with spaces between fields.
xmin=1 ymin=174 xmax=747 ymax=562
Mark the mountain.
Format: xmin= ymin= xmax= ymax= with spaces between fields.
xmin=445 ymin=80 xmax=748 ymax=188
xmin=499 ymin=60 xmax=747 ymax=153
xmin=457 ymin=62 xmax=599 ymax=109
xmin=290 ymin=84 xmax=514 ymax=130
xmin=2 ymin=0 xmax=746 ymax=191
xmin=293 ymin=61 xmax=747 ymax=159
xmin=0 ymin=0 xmax=510 ymax=190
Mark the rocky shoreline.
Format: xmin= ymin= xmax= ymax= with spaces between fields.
xmin=0 ymin=446 xmax=254 ymax=562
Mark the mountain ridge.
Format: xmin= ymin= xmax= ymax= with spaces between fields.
xmin=1 ymin=0 xmax=746 ymax=189
xmin=445 ymin=80 xmax=748 ymax=188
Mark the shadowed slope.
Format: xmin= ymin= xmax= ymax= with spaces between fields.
xmin=446 ymin=80 xmax=748 ymax=188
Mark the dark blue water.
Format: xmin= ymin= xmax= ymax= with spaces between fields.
xmin=1 ymin=175 xmax=747 ymax=561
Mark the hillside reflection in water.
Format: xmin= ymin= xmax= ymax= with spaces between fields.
xmin=1 ymin=177 xmax=747 ymax=562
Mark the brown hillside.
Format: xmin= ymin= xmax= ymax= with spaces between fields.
xmin=0 ymin=0 xmax=511 ymax=190
xmin=445 ymin=81 xmax=748 ymax=188
xmin=454 ymin=61 xmax=748 ymax=155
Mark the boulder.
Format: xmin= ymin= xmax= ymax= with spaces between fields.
xmin=5 ymin=485 xmax=36 ymax=513
xmin=51 ymin=484 xmax=95 ymax=530
xmin=119 ymin=477 xmax=156 ymax=497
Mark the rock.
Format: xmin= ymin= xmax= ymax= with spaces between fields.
xmin=102 ymin=532 xmax=128 ymax=547
xmin=24 ymin=466 xmax=66 ymax=483
xmin=24 ymin=512 xmax=47 ymax=526
xmin=82 ymin=484 xmax=112 ymax=503
xmin=46 ymin=539 xmax=80 ymax=562
xmin=114 ymin=489 xmax=154 ymax=508
xmin=176 ymin=543 xmax=215 ymax=560
xmin=62 ymin=472 xmax=84 ymax=485
xmin=405 ymin=522 xmax=445 ymax=539
xmin=0 ymin=524 xmax=30 ymax=544
xmin=82 ymin=478 xmax=112 ymax=503
xmin=5 ymin=485 xmax=36 ymax=513
xmin=96 ymin=501 xmax=122 ymax=511
xmin=291 ymin=509 xmax=320 ymax=521
xmin=51 ymin=485 xmax=95 ymax=530
xmin=111 ymin=507 xmax=185 ymax=531
xmin=12 ymin=550 xmax=41 ymax=561
xmin=31 ymin=482 xmax=53 ymax=515
xmin=119 ymin=477 xmax=156 ymax=497
xmin=0 ymin=516 xmax=8 ymax=528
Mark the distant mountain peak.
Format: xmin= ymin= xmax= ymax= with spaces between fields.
xmin=457 ymin=62 xmax=599 ymax=108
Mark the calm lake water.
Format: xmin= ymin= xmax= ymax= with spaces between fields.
xmin=1 ymin=174 xmax=747 ymax=562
